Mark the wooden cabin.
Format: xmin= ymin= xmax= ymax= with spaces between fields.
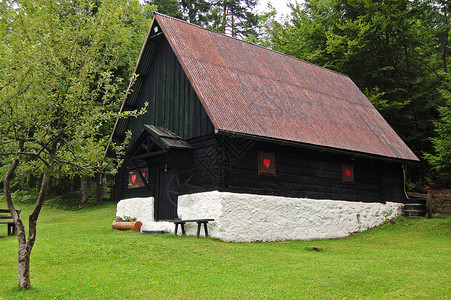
xmin=106 ymin=13 xmax=419 ymax=242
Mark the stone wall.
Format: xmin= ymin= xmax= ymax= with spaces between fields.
xmin=116 ymin=191 xmax=403 ymax=242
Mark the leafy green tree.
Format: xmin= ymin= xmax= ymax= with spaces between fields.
xmin=181 ymin=0 xmax=212 ymax=26
xmin=142 ymin=0 xmax=261 ymax=39
xmin=425 ymin=81 xmax=451 ymax=184
xmin=245 ymin=2 xmax=278 ymax=46
xmin=0 ymin=0 xmax=147 ymax=289
xmin=146 ymin=0 xmax=183 ymax=19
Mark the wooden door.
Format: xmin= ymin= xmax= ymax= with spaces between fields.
xmin=155 ymin=168 xmax=178 ymax=221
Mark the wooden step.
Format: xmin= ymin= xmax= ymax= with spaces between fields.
xmin=406 ymin=197 xmax=427 ymax=204
xmin=404 ymin=203 xmax=426 ymax=210
xmin=404 ymin=210 xmax=426 ymax=217
xmin=404 ymin=201 xmax=427 ymax=217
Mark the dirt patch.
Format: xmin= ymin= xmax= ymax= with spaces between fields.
xmin=433 ymin=189 xmax=451 ymax=197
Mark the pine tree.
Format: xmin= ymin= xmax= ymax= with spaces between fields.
xmin=209 ymin=0 xmax=259 ymax=38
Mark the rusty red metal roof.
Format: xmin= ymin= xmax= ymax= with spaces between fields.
xmin=110 ymin=13 xmax=419 ymax=162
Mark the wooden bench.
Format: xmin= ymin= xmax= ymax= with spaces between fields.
xmin=169 ymin=219 xmax=214 ymax=238
xmin=0 ymin=209 xmax=21 ymax=236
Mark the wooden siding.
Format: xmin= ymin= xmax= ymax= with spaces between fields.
xmin=380 ymin=163 xmax=405 ymax=203
xmin=120 ymin=134 xmax=221 ymax=199
xmin=217 ymin=137 xmax=406 ymax=203
xmin=120 ymin=163 xmax=153 ymax=200
xmin=120 ymin=134 xmax=406 ymax=203
xmin=173 ymin=134 xmax=221 ymax=195
xmin=128 ymin=37 xmax=214 ymax=143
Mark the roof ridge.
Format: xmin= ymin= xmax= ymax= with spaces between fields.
xmin=154 ymin=13 xmax=350 ymax=79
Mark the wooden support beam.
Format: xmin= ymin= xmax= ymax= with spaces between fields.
xmin=130 ymin=149 xmax=167 ymax=161
xmin=427 ymin=189 xmax=433 ymax=218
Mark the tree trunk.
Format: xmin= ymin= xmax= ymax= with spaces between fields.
xmin=95 ymin=173 xmax=103 ymax=204
xmin=221 ymin=6 xmax=227 ymax=33
xmin=443 ymin=5 xmax=448 ymax=73
xmin=17 ymin=243 xmax=30 ymax=289
xmin=110 ymin=173 xmax=120 ymax=202
xmin=18 ymin=141 xmax=58 ymax=289
xmin=102 ymin=175 xmax=108 ymax=198
xmin=80 ymin=176 xmax=89 ymax=205
xmin=231 ymin=14 xmax=235 ymax=37
xmin=2 ymin=140 xmax=28 ymax=288
xmin=4 ymin=140 xmax=58 ymax=289
xmin=69 ymin=177 xmax=75 ymax=192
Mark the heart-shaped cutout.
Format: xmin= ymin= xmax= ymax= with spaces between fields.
xmin=345 ymin=169 xmax=351 ymax=177
xmin=264 ymin=159 xmax=271 ymax=168
xmin=132 ymin=174 xmax=137 ymax=182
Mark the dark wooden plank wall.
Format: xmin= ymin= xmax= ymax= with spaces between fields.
xmin=120 ymin=134 xmax=221 ymax=199
xmin=120 ymin=151 xmax=176 ymax=200
xmin=171 ymin=134 xmax=221 ymax=195
xmin=218 ymin=137 xmax=406 ymax=203
xmin=380 ymin=163 xmax=405 ymax=203
xmin=120 ymin=134 xmax=406 ymax=204
xmin=129 ymin=37 xmax=214 ymax=143
xmin=119 ymin=162 xmax=154 ymax=200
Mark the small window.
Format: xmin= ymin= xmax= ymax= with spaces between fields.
xmin=128 ymin=167 xmax=149 ymax=189
xmin=258 ymin=151 xmax=276 ymax=176
xmin=341 ymin=163 xmax=354 ymax=184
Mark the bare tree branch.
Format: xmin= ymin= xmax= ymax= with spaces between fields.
xmin=54 ymin=157 xmax=112 ymax=176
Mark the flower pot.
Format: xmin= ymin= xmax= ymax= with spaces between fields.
xmin=111 ymin=220 xmax=142 ymax=231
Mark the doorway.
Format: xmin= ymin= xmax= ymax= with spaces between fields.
xmin=155 ymin=167 xmax=178 ymax=221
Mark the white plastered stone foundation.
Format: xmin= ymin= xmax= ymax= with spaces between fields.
xmin=116 ymin=191 xmax=403 ymax=242
xmin=116 ymin=197 xmax=173 ymax=232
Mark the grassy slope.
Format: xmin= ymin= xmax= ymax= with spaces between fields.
xmin=0 ymin=201 xmax=449 ymax=299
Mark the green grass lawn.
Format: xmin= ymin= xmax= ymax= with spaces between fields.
xmin=0 ymin=201 xmax=449 ymax=299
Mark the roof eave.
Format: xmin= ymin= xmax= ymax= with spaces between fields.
xmin=215 ymin=129 xmax=420 ymax=164
xmin=104 ymin=16 xmax=161 ymax=157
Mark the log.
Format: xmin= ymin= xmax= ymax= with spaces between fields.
xmin=112 ymin=221 xmax=142 ymax=231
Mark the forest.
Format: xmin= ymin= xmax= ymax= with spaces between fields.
xmin=0 ymin=0 xmax=449 ymax=208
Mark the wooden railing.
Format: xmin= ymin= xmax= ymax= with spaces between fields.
xmin=407 ymin=190 xmax=451 ymax=218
